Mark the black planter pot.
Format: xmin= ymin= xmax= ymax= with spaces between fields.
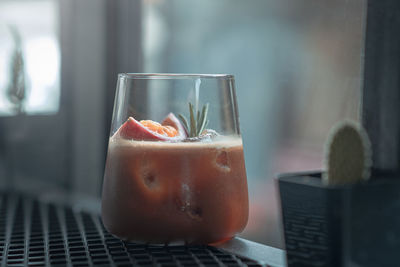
xmin=278 ymin=171 xmax=400 ymax=267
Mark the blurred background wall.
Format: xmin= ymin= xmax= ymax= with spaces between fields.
xmin=0 ymin=0 xmax=365 ymax=248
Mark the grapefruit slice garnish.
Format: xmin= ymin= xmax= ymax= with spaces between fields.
xmin=161 ymin=112 xmax=187 ymax=139
xmin=140 ymin=120 xmax=178 ymax=137
xmin=116 ymin=113 xmax=187 ymax=141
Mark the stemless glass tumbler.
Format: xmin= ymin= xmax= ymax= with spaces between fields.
xmin=102 ymin=74 xmax=248 ymax=245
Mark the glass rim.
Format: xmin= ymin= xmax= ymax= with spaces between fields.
xmin=118 ymin=73 xmax=234 ymax=80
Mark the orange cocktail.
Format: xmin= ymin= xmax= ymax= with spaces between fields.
xmin=102 ymin=134 xmax=248 ymax=244
xmin=101 ymin=73 xmax=248 ymax=244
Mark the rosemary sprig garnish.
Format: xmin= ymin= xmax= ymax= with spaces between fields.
xmin=179 ymin=102 xmax=209 ymax=137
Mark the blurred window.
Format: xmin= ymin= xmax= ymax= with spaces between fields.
xmin=142 ymin=0 xmax=366 ymax=247
xmin=0 ymin=0 xmax=60 ymax=116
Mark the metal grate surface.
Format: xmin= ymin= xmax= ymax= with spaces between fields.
xmin=0 ymin=192 xmax=266 ymax=267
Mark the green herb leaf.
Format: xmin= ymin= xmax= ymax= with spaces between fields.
xmin=178 ymin=114 xmax=189 ymax=134
xmin=197 ymin=103 xmax=209 ymax=135
xmin=178 ymin=102 xmax=210 ymax=138
xmin=189 ymin=103 xmax=197 ymax=137
xmin=196 ymin=110 xmax=200 ymax=131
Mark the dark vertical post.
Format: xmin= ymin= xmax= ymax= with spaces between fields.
xmin=103 ymin=0 xmax=143 ymax=195
xmin=362 ymin=0 xmax=400 ymax=175
xmin=105 ymin=0 xmax=143 ymax=130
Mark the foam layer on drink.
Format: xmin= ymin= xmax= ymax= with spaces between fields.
xmin=108 ymin=135 xmax=243 ymax=149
